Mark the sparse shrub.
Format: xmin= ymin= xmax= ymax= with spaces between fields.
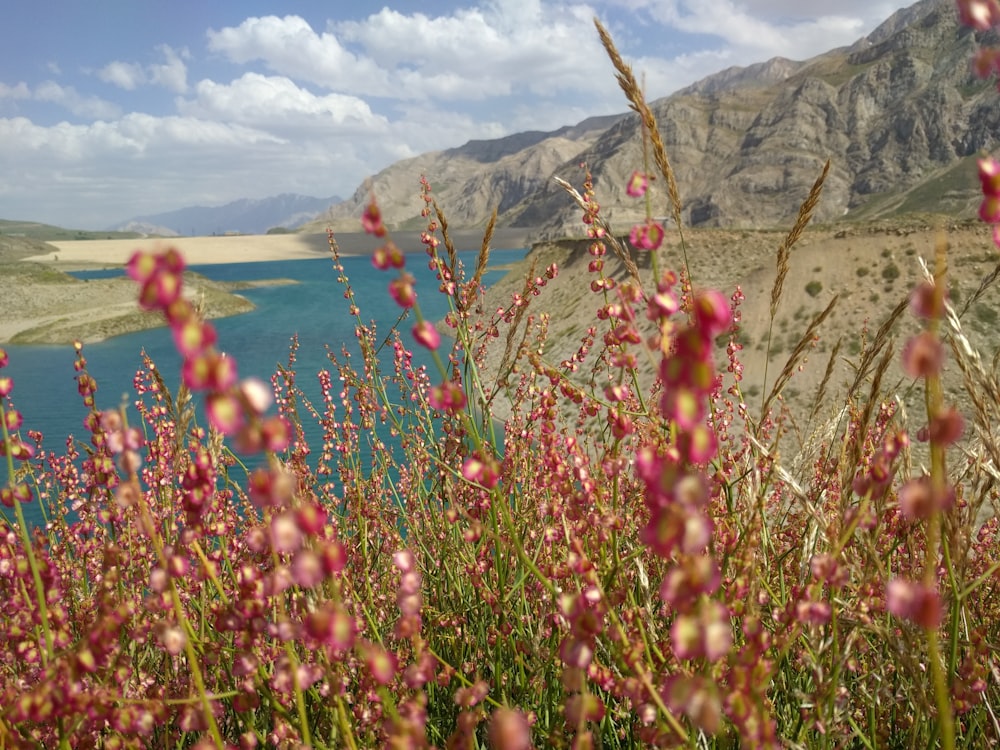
xmin=856 ymin=265 xmax=869 ymax=277
xmin=805 ymin=279 xmax=823 ymax=297
xmin=882 ymin=261 xmax=900 ymax=281
xmin=974 ymin=302 xmax=998 ymax=325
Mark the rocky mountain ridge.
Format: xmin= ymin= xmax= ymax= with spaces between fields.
xmin=309 ymin=0 xmax=1000 ymax=237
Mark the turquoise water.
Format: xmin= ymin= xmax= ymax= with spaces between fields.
xmin=2 ymin=247 xmax=527 ymax=527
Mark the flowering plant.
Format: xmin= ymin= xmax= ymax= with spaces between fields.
xmin=2 ymin=8 xmax=1000 ymax=748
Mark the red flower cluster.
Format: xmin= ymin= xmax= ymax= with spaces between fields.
xmin=126 ymin=249 xmax=289 ymax=453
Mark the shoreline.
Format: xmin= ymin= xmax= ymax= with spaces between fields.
xmin=25 ymin=228 xmax=535 ymax=267
xmin=2 ymin=228 xmax=537 ymax=346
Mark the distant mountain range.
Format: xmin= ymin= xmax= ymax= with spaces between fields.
xmin=112 ymin=194 xmax=341 ymax=237
xmin=305 ymin=0 xmax=999 ymax=236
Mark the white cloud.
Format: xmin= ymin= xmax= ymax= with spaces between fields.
xmin=149 ymin=46 xmax=189 ymax=94
xmin=609 ymin=0 xmax=898 ymax=62
xmin=205 ymin=7 xmax=625 ymax=104
xmin=98 ymin=45 xmax=189 ymax=94
xmin=33 ymin=81 xmax=121 ymax=120
xmin=99 ymin=61 xmax=146 ymax=90
xmin=0 ymin=82 xmax=31 ymax=100
xmin=178 ymin=73 xmax=389 ymax=133
xmin=206 ymin=15 xmax=388 ymax=94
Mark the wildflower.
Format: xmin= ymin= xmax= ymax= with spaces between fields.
xmin=909 ymin=280 xmax=946 ymax=319
xmin=412 ymin=320 xmax=441 ymax=350
xmin=626 ymin=170 xmax=649 ymax=197
xmin=172 ymin=319 xmax=217 ymax=358
xmin=372 ymin=241 xmax=405 ymax=270
xmin=957 ymin=0 xmax=1000 ymax=30
xmin=488 ymin=708 xmax=532 ymax=750
xmin=389 ymin=273 xmax=417 ymax=309
xmin=629 ymin=219 xmax=666 ymax=251
xmin=362 ymin=641 xmax=398 ymax=686
xmin=361 ymin=198 xmax=386 ymax=237
xmin=901 ymin=331 xmax=944 ymax=379
xmin=886 ymin=578 xmax=942 ymax=629
xmin=206 ymin=392 xmax=244 ymax=435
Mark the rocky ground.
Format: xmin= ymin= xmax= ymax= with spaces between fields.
xmin=470 ymin=215 xmax=1000 ymax=461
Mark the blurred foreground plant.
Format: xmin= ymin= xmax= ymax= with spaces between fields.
xmin=2 ymin=9 xmax=1000 ymax=749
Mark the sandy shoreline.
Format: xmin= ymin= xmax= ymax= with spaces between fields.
xmin=31 ymin=233 xmax=338 ymax=267
xmin=27 ymin=228 xmax=535 ymax=267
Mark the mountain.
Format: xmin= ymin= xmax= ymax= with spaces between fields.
xmin=303 ymin=116 xmax=623 ymax=233
xmin=113 ymin=194 xmax=342 ymax=236
xmin=310 ymin=0 xmax=1000 ymax=236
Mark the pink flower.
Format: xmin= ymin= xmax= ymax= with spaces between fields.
xmin=626 ymin=170 xmax=649 ymax=197
xmin=901 ymin=331 xmax=944 ymax=379
xmin=389 ymin=273 xmax=417 ymax=309
xmin=886 ymin=578 xmax=942 ymax=629
xmin=979 ymin=156 xmax=1000 ymax=195
xmin=412 ymin=320 xmax=441 ymax=350
xmin=692 ymin=290 xmax=731 ymax=336
xmin=957 ymin=0 xmax=1000 ymax=31
xmin=488 ymin=708 xmax=532 ymax=750
xmin=172 ymin=320 xmax=217 ymax=358
xmin=261 ymin=415 xmax=291 ymax=452
xmin=371 ymin=241 xmax=405 ymax=270
xmin=361 ymin=199 xmax=386 ymax=237
xmin=206 ymin=391 xmax=245 ymax=435
xmin=629 ymin=220 xmax=666 ymax=251
xmin=980 ymin=195 xmax=1000 ymax=223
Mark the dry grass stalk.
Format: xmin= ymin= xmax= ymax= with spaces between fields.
xmin=433 ymin=200 xmax=458 ymax=277
xmin=490 ymin=260 xmax=538 ymax=400
xmin=471 ymin=209 xmax=497 ymax=290
xmin=809 ymin=336 xmax=843 ymax=425
xmin=594 ymin=18 xmax=682 ymax=229
xmin=760 ymin=294 xmax=838 ymax=424
xmin=959 ymin=259 xmax=1000 ymax=320
xmin=844 ymin=296 xmax=908 ymax=401
xmin=851 ymin=343 xmax=895 ymax=470
xmin=769 ymin=160 xmax=831 ymax=320
xmin=552 ymin=176 xmax=643 ymax=287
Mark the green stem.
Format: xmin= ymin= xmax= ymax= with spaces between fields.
xmin=0 ymin=399 xmax=54 ymax=666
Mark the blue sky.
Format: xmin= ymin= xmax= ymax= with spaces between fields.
xmin=1 ymin=0 xmax=914 ymax=229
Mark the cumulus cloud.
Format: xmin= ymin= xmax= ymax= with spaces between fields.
xmin=206 ymin=15 xmax=389 ymax=94
xmin=178 ymin=73 xmax=389 ymax=134
xmin=33 ymin=82 xmax=121 ymax=120
xmin=99 ymin=61 xmax=146 ymax=90
xmin=0 ymin=82 xmax=31 ymax=100
xmin=98 ymin=45 xmax=189 ymax=94
xmin=609 ymin=0 xmax=894 ymax=62
xmin=5 ymin=0 xmax=916 ymax=228
xmin=205 ymin=6 xmax=627 ymax=103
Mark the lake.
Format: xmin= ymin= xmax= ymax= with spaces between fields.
xmin=1 ymin=246 xmax=528 ymax=527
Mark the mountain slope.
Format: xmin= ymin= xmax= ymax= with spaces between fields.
xmin=516 ymin=0 xmax=1000 ymax=235
xmin=114 ymin=194 xmax=342 ymax=236
xmin=304 ymin=116 xmax=621 ymax=233
xmin=309 ymin=0 xmax=1000 ymax=238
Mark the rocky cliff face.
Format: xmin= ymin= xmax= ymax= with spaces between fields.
xmin=311 ymin=0 xmax=1000 ymax=237
xmin=307 ymin=116 xmax=621 ymax=233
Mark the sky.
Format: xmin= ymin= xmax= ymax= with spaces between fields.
xmin=0 ymin=0 xmax=917 ymax=230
